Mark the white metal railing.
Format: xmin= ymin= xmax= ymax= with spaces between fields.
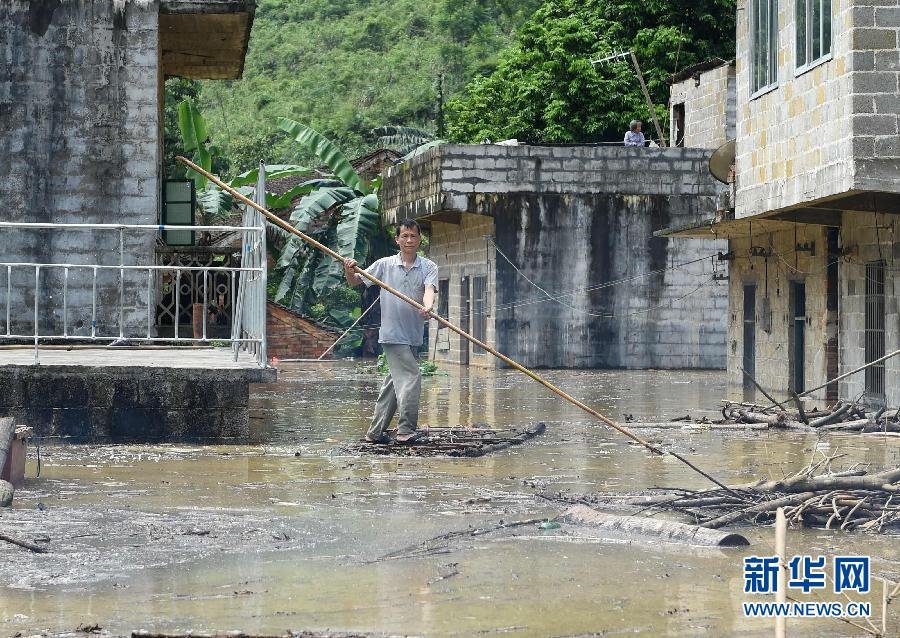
xmin=0 ymin=164 xmax=269 ymax=367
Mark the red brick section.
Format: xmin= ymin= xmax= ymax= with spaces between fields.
xmin=266 ymin=302 xmax=341 ymax=360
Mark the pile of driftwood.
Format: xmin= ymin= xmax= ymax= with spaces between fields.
xmin=340 ymin=422 xmax=546 ymax=458
xmin=721 ymin=399 xmax=900 ymax=434
xmin=543 ymin=455 xmax=900 ymax=532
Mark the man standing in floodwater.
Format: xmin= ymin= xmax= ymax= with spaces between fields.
xmin=343 ymin=219 xmax=437 ymax=444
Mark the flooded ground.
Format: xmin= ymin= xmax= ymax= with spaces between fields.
xmin=2 ymin=362 xmax=899 ymax=637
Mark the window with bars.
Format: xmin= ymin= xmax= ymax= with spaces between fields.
xmin=751 ymin=0 xmax=779 ymax=95
xmin=865 ymin=262 xmax=885 ymax=399
xmin=796 ymin=0 xmax=831 ymax=71
xmin=472 ymin=275 xmax=487 ymax=354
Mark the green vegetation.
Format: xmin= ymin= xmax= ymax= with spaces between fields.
xmin=447 ymin=0 xmax=736 ymax=144
xmin=270 ymin=120 xmax=391 ymax=333
xmin=375 ymin=352 xmax=441 ymax=376
xmin=195 ymin=0 xmax=543 ymax=171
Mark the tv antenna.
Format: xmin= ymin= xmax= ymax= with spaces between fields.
xmin=592 ymin=50 xmax=667 ymax=147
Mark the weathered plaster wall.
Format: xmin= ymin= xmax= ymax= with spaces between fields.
xmin=0 ymin=0 xmax=160 ymax=339
xmin=734 ymin=0 xmax=856 ymax=218
xmin=725 ymin=226 xmax=833 ymax=403
xmin=838 ymin=214 xmax=900 ymax=406
xmin=384 ymin=145 xmax=730 ymax=369
xmin=670 ymin=62 xmax=736 ymax=149
xmin=490 ymin=192 xmax=726 ymax=369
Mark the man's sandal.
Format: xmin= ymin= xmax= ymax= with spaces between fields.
xmin=364 ymin=432 xmax=393 ymax=444
xmin=394 ymin=430 xmax=429 ymax=445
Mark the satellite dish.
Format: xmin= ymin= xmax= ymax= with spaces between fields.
xmin=709 ymin=139 xmax=736 ymax=184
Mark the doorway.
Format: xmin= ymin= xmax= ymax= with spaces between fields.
xmin=790 ymin=282 xmax=806 ymax=393
xmin=743 ymin=284 xmax=757 ymax=401
xmin=460 ymin=276 xmax=470 ymax=365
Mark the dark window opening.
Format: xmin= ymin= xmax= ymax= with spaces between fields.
xmin=791 ymin=282 xmax=806 ymax=393
xmin=743 ymin=284 xmax=757 ymax=402
xmin=673 ymin=103 xmax=686 ymax=147
xmin=437 ymin=278 xmax=449 ymax=318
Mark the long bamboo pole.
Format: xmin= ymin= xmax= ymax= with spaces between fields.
xmin=176 ymin=156 xmax=732 ymax=492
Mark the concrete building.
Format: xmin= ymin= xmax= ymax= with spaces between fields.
xmin=380 ymin=144 xmax=730 ymax=369
xmin=1 ymin=0 xmax=255 ymax=337
xmin=661 ymin=0 xmax=900 ymax=407
xmin=669 ymin=59 xmax=737 ymax=149
xmin=0 ymin=1 xmax=272 ymax=442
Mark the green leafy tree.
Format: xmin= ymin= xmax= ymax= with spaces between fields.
xmin=447 ymin=0 xmax=736 ymax=144
xmin=196 ymin=0 xmax=544 ymax=170
xmin=176 ymin=99 xmax=310 ymax=224
xmin=271 ymin=118 xmax=392 ymax=331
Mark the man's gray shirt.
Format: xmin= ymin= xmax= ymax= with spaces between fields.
xmin=363 ymin=253 xmax=438 ymax=346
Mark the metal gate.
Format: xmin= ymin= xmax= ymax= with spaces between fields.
xmin=865 ymin=262 xmax=885 ymax=400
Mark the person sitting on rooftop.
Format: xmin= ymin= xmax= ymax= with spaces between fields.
xmin=623 ymin=120 xmax=646 ymax=147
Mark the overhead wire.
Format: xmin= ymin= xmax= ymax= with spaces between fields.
xmin=489 ymin=238 xmax=721 ymax=316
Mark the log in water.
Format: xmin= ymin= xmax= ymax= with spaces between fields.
xmin=560 ymin=504 xmax=750 ymax=547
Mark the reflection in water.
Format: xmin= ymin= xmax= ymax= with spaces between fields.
xmin=2 ymin=362 xmax=899 ymax=637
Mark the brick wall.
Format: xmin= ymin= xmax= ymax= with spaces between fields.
xmin=851 ymin=0 xmax=900 ymax=192
xmin=670 ymin=62 xmax=736 ymax=149
xmin=0 ymin=1 xmax=160 ymax=338
xmin=726 ymin=225 xmax=833 ymax=403
xmin=385 ymin=144 xmax=730 ymax=369
xmin=266 ymin=302 xmax=340 ymax=360
xmin=838 ymin=215 xmax=900 ymax=406
xmin=735 ymin=0 xmax=900 ymax=217
xmin=426 ymin=215 xmax=497 ymax=366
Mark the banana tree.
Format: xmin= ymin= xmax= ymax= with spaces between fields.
xmin=178 ymin=100 xmax=310 ymax=222
xmin=272 ymin=118 xmax=389 ymax=328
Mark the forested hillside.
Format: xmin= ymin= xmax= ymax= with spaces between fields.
xmin=180 ymin=0 xmax=736 ymax=177
xmin=189 ymin=0 xmax=542 ymax=174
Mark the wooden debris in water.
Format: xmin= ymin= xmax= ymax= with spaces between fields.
xmin=133 ymin=632 xmax=383 ymax=638
xmin=339 ymin=422 xmax=546 ymax=457
xmin=542 ymin=454 xmax=900 ymax=533
xmin=720 ymin=399 xmax=900 ymax=434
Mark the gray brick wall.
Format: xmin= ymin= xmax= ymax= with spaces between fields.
xmin=669 ymin=62 xmax=736 ymax=149
xmin=735 ymin=0 xmax=900 ymax=218
xmin=383 ymin=144 xmax=729 ymax=369
xmin=838 ymin=215 xmax=900 ymax=406
xmin=0 ymin=0 xmax=160 ymax=339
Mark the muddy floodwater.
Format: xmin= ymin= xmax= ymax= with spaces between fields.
xmin=2 ymin=363 xmax=899 ymax=637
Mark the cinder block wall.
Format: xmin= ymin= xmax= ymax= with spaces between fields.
xmin=838 ymin=215 xmax=900 ymax=406
xmin=726 ymin=226 xmax=832 ymax=402
xmin=490 ymin=192 xmax=726 ymax=369
xmin=670 ymin=63 xmax=736 ymax=149
xmin=387 ymin=145 xmax=730 ymax=369
xmin=734 ymin=0 xmax=856 ymax=218
xmin=0 ymin=1 xmax=160 ymax=339
xmin=426 ymin=216 xmax=497 ymax=366
xmin=851 ymin=0 xmax=900 ymax=192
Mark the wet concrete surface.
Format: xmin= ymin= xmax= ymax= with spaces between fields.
xmin=2 ymin=362 xmax=899 ymax=637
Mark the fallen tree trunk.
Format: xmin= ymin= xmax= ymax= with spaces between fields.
xmin=809 ymin=403 xmax=852 ymax=427
xmin=560 ymin=504 xmax=750 ymax=546
xmin=755 ymin=467 xmax=900 ymax=493
xmin=818 ymin=418 xmax=871 ymax=433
